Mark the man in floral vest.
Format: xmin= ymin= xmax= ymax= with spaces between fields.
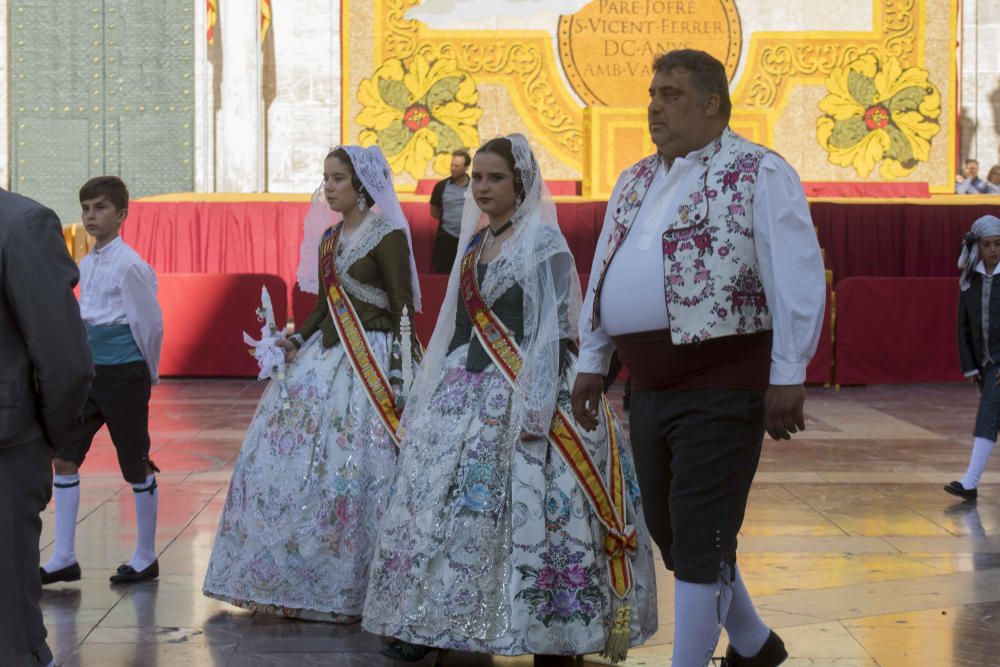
xmin=572 ymin=49 xmax=826 ymax=667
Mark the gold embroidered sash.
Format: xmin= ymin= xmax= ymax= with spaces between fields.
xmin=459 ymin=231 xmax=636 ymax=599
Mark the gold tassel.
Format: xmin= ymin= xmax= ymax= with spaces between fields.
xmin=599 ymin=604 xmax=632 ymax=664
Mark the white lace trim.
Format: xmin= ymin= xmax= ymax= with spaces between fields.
xmin=336 ymin=214 xmax=394 ymax=310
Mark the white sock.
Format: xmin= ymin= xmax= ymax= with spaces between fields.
xmin=129 ymin=474 xmax=158 ymax=572
xmin=673 ymin=575 xmax=733 ymax=667
xmin=722 ymin=565 xmax=770 ymax=658
xmin=43 ymin=474 xmax=81 ymax=572
xmin=961 ymin=437 xmax=996 ymax=489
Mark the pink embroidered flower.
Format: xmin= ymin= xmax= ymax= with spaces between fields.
xmin=718 ymin=246 xmax=730 ymax=257
xmin=693 ymin=232 xmax=713 ymax=252
xmin=668 ymin=274 xmax=684 ymax=286
xmin=559 ymin=564 xmax=590 ymax=589
xmin=694 ymin=270 xmax=710 ymax=283
xmin=728 ymin=204 xmax=746 ymax=216
xmin=537 ymin=566 xmax=560 ymax=590
xmin=334 ymin=496 xmax=359 ymax=525
xmin=722 ymin=171 xmax=739 ymax=188
xmin=691 ymin=191 xmax=704 ymax=204
xmin=663 ymin=240 xmax=679 ymax=256
xmin=387 ymin=553 xmax=413 ymax=572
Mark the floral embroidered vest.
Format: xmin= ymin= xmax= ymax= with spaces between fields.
xmin=591 ymin=128 xmax=773 ymax=344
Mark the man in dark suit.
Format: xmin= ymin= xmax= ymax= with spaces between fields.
xmin=0 ymin=188 xmax=93 ymax=666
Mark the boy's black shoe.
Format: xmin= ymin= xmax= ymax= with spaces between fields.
xmin=109 ymin=559 xmax=159 ymax=584
xmin=722 ymin=630 xmax=788 ymax=666
xmin=39 ymin=562 xmax=81 ymax=585
xmin=944 ymin=481 xmax=978 ymax=502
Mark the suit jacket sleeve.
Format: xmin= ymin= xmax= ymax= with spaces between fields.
xmin=6 ymin=206 xmax=93 ymax=448
xmin=957 ymin=288 xmax=978 ymax=375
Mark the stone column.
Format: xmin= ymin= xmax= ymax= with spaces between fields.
xmin=264 ymin=0 xmax=341 ymax=192
xmin=0 ymin=0 xmax=9 ymax=189
xmin=961 ymin=0 xmax=1000 ymax=170
xmin=193 ymin=0 xmax=216 ymax=191
xmin=215 ymin=0 xmax=263 ymax=192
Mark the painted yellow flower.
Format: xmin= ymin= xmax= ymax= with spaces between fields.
xmin=816 ymin=53 xmax=941 ymax=179
xmin=357 ymin=55 xmax=483 ymax=180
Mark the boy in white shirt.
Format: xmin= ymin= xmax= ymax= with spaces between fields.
xmin=41 ymin=176 xmax=164 ymax=585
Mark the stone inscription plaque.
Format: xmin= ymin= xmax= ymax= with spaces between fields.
xmin=558 ymin=0 xmax=742 ymax=106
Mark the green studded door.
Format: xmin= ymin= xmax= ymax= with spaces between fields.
xmin=10 ymin=0 xmax=194 ymax=225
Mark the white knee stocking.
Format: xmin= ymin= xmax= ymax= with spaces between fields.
xmin=722 ymin=565 xmax=770 ymax=658
xmin=43 ymin=474 xmax=81 ymax=573
xmin=672 ymin=575 xmax=733 ymax=667
xmin=961 ymin=437 xmax=996 ymax=490
xmin=129 ymin=474 xmax=158 ymax=571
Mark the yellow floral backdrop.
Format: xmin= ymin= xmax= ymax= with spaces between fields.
xmin=357 ymin=54 xmax=483 ymax=180
xmin=816 ymin=53 xmax=942 ymax=180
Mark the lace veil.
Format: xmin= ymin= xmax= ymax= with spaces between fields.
xmin=296 ymin=145 xmax=422 ymax=312
xmin=404 ymin=133 xmax=581 ymax=433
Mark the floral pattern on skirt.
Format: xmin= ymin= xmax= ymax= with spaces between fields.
xmin=203 ymin=332 xmax=397 ymax=619
xmin=362 ymin=345 xmax=657 ymax=655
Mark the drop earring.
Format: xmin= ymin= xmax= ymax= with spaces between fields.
xmin=356 ymin=191 xmax=367 ymax=212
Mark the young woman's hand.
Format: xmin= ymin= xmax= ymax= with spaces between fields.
xmin=277 ymin=337 xmax=297 ymax=364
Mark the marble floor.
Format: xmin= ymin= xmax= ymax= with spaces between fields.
xmin=36 ymin=380 xmax=1000 ymax=666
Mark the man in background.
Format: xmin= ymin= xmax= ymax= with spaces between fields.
xmin=429 ymin=149 xmax=471 ymax=273
xmin=957 ymin=159 xmax=991 ymax=194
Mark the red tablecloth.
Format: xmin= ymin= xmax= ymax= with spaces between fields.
xmin=834 ymin=277 xmax=961 ymax=384
xmin=159 ymin=273 xmax=288 ymax=377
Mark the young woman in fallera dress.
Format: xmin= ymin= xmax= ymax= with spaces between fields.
xmin=202 ymin=145 xmax=420 ymax=622
xmin=362 ymin=135 xmax=657 ymax=665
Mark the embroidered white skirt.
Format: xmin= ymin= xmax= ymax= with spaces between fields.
xmin=362 ymin=344 xmax=657 ymax=655
xmin=203 ymin=332 xmax=398 ymax=620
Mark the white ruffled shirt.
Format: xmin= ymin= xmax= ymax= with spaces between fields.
xmin=79 ymin=237 xmax=163 ymax=383
xmin=579 ymin=147 xmax=826 ymax=386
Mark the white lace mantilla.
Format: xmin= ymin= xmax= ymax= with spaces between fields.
xmin=335 ymin=214 xmax=394 ymax=310
xmin=480 ymin=224 xmax=565 ymax=306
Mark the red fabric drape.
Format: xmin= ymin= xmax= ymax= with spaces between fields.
xmin=125 ymin=200 xmax=609 ymax=295
xmin=810 ymin=202 xmax=1000 ymax=284
xmin=128 ymin=199 xmax=1000 ymax=293
xmin=159 ymin=273 xmax=287 ymax=377
xmin=834 ymin=277 xmax=962 ymax=384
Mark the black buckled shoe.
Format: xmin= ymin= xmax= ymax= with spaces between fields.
xmin=109 ymin=559 xmax=159 ymax=584
xmin=40 ymin=562 xmax=81 ymax=585
xmin=722 ymin=630 xmax=788 ymax=666
xmin=944 ymin=481 xmax=978 ymax=502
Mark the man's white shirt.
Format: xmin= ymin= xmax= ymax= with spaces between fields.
xmin=578 ymin=146 xmax=827 ymax=386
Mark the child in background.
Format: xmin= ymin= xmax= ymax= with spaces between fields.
xmin=41 ymin=176 xmax=164 ymax=584
xmin=949 ymin=215 xmax=1000 ymax=502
